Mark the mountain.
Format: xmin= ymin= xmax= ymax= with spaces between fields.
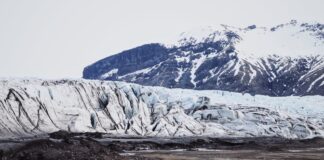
xmin=83 ymin=20 xmax=324 ymax=96
xmin=1 ymin=78 xmax=324 ymax=139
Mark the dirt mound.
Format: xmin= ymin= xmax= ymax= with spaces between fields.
xmin=1 ymin=135 xmax=156 ymax=160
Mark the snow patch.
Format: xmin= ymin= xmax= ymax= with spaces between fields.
xmin=100 ymin=68 xmax=118 ymax=79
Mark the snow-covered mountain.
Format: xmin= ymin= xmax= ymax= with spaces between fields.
xmin=83 ymin=20 xmax=324 ymax=96
xmin=1 ymin=78 xmax=324 ymax=139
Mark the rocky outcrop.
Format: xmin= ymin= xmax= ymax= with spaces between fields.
xmin=83 ymin=21 xmax=324 ymax=96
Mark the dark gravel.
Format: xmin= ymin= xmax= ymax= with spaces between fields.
xmin=1 ymin=131 xmax=324 ymax=160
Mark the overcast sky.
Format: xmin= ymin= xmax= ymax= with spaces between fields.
xmin=0 ymin=0 xmax=323 ymax=79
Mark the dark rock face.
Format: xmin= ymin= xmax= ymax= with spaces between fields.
xmin=83 ymin=22 xmax=324 ymax=96
xmin=83 ymin=43 xmax=169 ymax=81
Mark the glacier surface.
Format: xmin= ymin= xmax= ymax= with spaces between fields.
xmin=0 ymin=78 xmax=324 ymax=139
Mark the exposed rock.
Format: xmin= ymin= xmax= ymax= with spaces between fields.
xmin=83 ymin=21 xmax=324 ymax=96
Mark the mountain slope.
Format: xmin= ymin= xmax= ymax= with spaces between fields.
xmin=83 ymin=20 xmax=324 ymax=96
xmin=1 ymin=79 xmax=324 ymax=139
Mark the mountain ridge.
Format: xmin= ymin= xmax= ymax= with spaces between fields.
xmin=83 ymin=20 xmax=324 ymax=96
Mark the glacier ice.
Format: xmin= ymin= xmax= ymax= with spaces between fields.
xmin=0 ymin=78 xmax=323 ymax=139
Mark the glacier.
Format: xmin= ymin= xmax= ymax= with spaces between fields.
xmin=0 ymin=78 xmax=324 ymax=139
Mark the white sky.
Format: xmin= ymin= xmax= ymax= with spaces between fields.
xmin=0 ymin=0 xmax=323 ymax=79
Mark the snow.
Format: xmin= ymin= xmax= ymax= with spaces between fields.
xmin=175 ymin=55 xmax=190 ymax=63
xmin=233 ymin=60 xmax=242 ymax=76
xmin=118 ymin=67 xmax=152 ymax=79
xmin=119 ymin=62 xmax=165 ymax=80
xmin=100 ymin=68 xmax=118 ymax=79
xmin=307 ymin=74 xmax=324 ymax=92
xmin=171 ymin=21 xmax=324 ymax=62
xmin=214 ymin=59 xmax=236 ymax=85
xmin=248 ymin=65 xmax=257 ymax=84
xmin=175 ymin=67 xmax=184 ymax=83
xmin=190 ymin=53 xmax=207 ymax=88
xmin=178 ymin=26 xmax=222 ymax=44
xmin=299 ymin=60 xmax=324 ymax=82
xmin=321 ymin=81 xmax=324 ymax=87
